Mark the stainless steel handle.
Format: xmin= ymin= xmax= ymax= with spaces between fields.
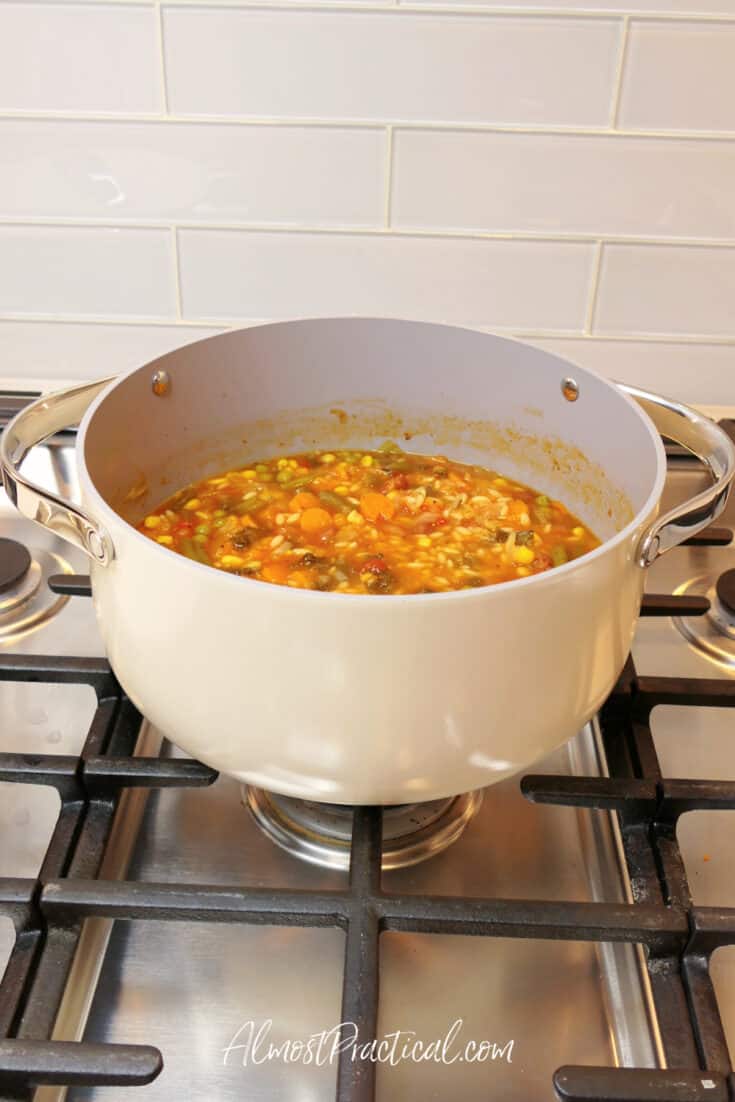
xmin=0 ymin=377 xmax=116 ymax=566
xmin=619 ymin=383 xmax=735 ymax=567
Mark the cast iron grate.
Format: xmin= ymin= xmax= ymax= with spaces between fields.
xmin=0 ymin=557 xmax=734 ymax=1100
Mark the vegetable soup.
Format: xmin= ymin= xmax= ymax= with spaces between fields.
xmin=138 ymin=442 xmax=600 ymax=594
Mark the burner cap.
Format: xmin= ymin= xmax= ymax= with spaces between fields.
xmin=244 ymin=787 xmax=483 ymax=870
xmin=673 ymin=571 xmax=735 ymax=667
xmin=0 ymin=538 xmax=31 ymax=594
xmin=715 ymin=568 xmax=735 ymax=618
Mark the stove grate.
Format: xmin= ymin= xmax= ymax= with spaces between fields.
xmin=1 ymin=553 xmax=734 ymax=1101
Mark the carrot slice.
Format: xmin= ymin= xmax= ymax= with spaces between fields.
xmin=262 ymin=562 xmax=290 ymax=584
xmin=299 ymin=507 xmax=333 ymax=534
xmin=360 ymin=492 xmax=395 ymax=522
xmin=289 ymin=491 xmax=320 ymax=512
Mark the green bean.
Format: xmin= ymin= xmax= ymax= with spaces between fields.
xmin=551 ymin=546 xmax=568 ymax=566
xmin=284 ymin=474 xmax=314 ymax=490
xmin=319 ymin=491 xmax=352 ymax=513
xmin=231 ymin=498 xmax=262 ymax=516
xmin=180 ymin=538 xmax=210 ymax=565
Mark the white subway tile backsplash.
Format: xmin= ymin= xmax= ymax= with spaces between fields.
xmin=0 ymin=320 xmax=225 ymax=385
xmin=177 ymin=229 xmax=595 ymax=331
xmin=0 ymin=226 xmax=175 ymax=319
xmin=619 ymin=22 xmax=735 ymax=134
xmin=0 ymin=3 xmax=160 ymax=115
xmin=392 ymin=129 xmax=735 ymax=240
xmin=409 ymin=0 xmax=732 ymax=10
xmin=0 ymin=120 xmax=386 ymax=227
xmin=163 ymin=8 xmax=620 ymax=126
xmin=0 ymin=3 xmax=734 ymax=399
xmin=595 ymin=244 xmax=735 ymax=338
xmin=527 ymin=337 xmax=735 ymax=405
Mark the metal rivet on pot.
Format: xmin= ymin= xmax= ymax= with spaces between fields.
xmin=87 ymin=529 xmax=105 ymax=562
xmin=561 ymin=377 xmax=579 ymax=402
xmin=152 ymin=369 xmax=171 ymax=397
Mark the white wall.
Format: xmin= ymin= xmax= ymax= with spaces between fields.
xmin=1 ymin=2 xmax=734 ymax=401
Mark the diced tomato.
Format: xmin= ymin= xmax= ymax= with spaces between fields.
xmin=387 ymin=473 xmax=409 ymax=491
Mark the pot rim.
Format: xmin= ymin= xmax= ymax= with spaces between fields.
xmin=76 ymin=320 xmax=667 ymax=604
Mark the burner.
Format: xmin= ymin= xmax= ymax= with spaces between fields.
xmin=0 ymin=538 xmax=31 ymax=593
xmin=0 ymin=541 xmax=72 ymax=639
xmin=244 ymin=787 xmax=483 ymax=870
xmin=673 ymin=568 xmax=735 ymax=667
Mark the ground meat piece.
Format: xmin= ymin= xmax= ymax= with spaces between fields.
xmin=364 ymin=570 xmax=394 ymax=594
xmin=231 ymin=531 xmax=253 ymax=550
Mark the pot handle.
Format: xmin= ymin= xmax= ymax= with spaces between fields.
xmin=0 ymin=377 xmax=116 ymax=566
xmin=619 ymin=383 xmax=735 ymax=567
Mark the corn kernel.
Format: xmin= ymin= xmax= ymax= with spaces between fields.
xmin=241 ymin=469 xmax=256 ymax=480
xmin=360 ymin=455 xmax=374 ymax=467
xmin=347 ymin=510 xmax=364 ymax=525
xmin=277 ymin=459 xmax=288 ymax=469
xmin=143 ymin=515 xmax=160 ymax=529
xmin=183 ymin=498 xmax=200 ymax=510
xmin=512 ymin=545 xmax=535 ymax=565
xmin=572 ymin=526 xmax=584 ymax=537
xmin=221 ymin=554 xmax=245 ymax=567
xmin=417 ymin=535 xmax=432 ymax=548
xmin=156 ymin=535 xmax=173 ymax=545
xmin=334 ymin=485 xmax=349 ymax=495
xmin=320 ymin=454 xmax=336 ymax=464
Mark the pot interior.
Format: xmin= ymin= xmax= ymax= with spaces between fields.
xmin=82 ymin=319 xmax=661 ymax=542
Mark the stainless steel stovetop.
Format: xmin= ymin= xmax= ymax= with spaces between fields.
xmin=1 ymin=403 xmax=734 ymax=1102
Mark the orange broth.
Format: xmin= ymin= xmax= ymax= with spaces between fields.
xmin=138 ymin=443 xmax=600 ymax=594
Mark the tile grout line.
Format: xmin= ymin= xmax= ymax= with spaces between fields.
xmin=154 ymin=2 xmax=170 ymax=115
xmin=1 ymin=313 xmax=735 ymax=346
xmin=171 ymin=227 xmax=184 ymax=319
xmin=75 ymin=0 xmax=735 ymax=22
xmin=1 ymin=217 xmax=734 ymax=249
xmin=383 ymin=126 xmax=394 ymax=228
xmin=608 ymin=15 xmax=630 ymax=130
xmin=3 ymin=110 xmax=735 ymax=143
xmin=584 ymin=241 xmax=604 ymax=334
xmin=0 ymin=315 xmax=222 ymax=329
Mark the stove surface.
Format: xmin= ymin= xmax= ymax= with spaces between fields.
xmin=1 ymin=416 xmax=733 ymax=1102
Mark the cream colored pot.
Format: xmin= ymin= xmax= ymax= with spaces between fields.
xmin=3 ymin=319 xmax=734 ymax=804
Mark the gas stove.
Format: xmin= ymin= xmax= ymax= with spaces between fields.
xmin=0 ymin=389 xmax=734 ymax=1102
